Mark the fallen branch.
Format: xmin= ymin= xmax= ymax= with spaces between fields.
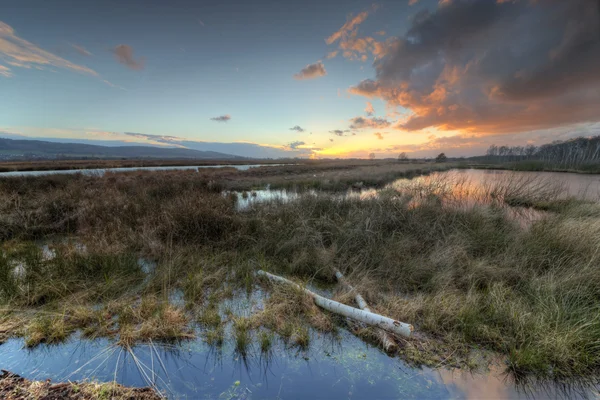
xmin=334 ymin=269 xmax=398 ymax=352
xmin=256 ymin=270 xmax=412 ymax=337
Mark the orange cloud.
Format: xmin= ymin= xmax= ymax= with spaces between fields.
xmin=325 ymin=11 xmax=369 ymax=45
xmin=374 ymin=132 xmax=385 ymax=140
xmin=365 ymin=101 xmax=375 ymax=116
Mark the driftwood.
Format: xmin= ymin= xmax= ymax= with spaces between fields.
xmin=334 ymin=269 xmax=398 ymax=352
xmin=256 ymin=270 xmax=412 ymax=337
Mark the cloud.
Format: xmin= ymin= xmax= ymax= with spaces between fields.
xmin=123 ymin=132 xmax=181 ymax=143
xmin=288 ymin=140 xmax=305 ymax=149
xmin=326 ymin=50 xmax=338 ymax=59
xmin=71 ymin=44 xmax=92 ymax=56
xmin=289 ymin=125 xmax=305 ymax=132
xmin=365 ymin=101 xmax=375 ymax=116
xmin=347 ymin=0 xmax=600 ymax=135
xmin=210 ymin=114 xmax=231 ymax=122
xmin=374 ymin=132 xmax=385 ymax=140
xmin=0 ymin=21 xmax=97 ymax=76
xmin=329 ymin=129 xmax=352 ymax=137
xmin=294 ymin=62 xmax=326 ymax=80
xmin=0 ymin=64 xmax=12 ymax=77
xmin=349 ymin=116 xmax=390 ymax=130
xmin=326 ymin=10 xmax=391 ymax=62
xmin=102 ymin=79 xmax=127 ymax=91
xmin=112 ymin=44 xmax=144 ymax=70
xmin=326 ymin=11 xmax=369 ymax=45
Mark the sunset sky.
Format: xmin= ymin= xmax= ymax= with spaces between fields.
xmin=1 ymin=0 xmax=600 ymax=158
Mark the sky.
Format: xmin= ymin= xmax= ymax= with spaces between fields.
xmin=1 ymin=0 xmax=600 ymax=158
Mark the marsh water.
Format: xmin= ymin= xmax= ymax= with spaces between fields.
xmin=0 ymin=163 xmax=288 ymax=177
xmin=235 ymin=169 xmax=600 ymax=211
xmin=1 ymin=312 xmax=592 ymax=399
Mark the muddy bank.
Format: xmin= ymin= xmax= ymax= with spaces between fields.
xmin=0 ymin=370 xmax=159 ymax=400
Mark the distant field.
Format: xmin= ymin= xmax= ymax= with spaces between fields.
xmin=0 ymin=158 xmax=296 ymax=172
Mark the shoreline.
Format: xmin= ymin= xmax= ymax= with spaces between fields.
xmin=0 ymin=370 xmax=160 ymax=400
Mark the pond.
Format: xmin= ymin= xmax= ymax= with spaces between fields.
xmin=0 ymin=164 xmax=290 ymax=177
xmin=234 ymin=169 xmax=600 ymax=211
xmin=1 ymin=323 xmax=591 ymax=399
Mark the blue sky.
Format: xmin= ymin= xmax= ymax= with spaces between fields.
xmin=2 ymin=0 xmax=600 ymax=158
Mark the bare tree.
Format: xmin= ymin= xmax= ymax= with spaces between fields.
xmin=485 ymin=136 xmax=600 ymax=167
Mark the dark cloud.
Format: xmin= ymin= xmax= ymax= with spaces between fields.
xmin=210 ymin=114 xmax=231 ymax=122
xmin=112 ymin=44 xmax=144 ymax=70
xmin=348 ymin=0 xmax=600 ymax=134
xmin=349 ymin=116 xmax=390 ymax=130
xmin=288 ymin=140 xmax=305 ymax=149
xmin=294 ymin=62 xmax=327 ymax=80
xmin=329 ymin=129 xmax=352 ymax=137
xmin=374 ymin=132 xmax=385 ymax=140
xmin=289 ymin=125 xmax=305 ymax=132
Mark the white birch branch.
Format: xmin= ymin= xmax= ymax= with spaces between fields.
xmin=334 ymin=269 xmax=398 ymax=352
xmin=256 ymin=270 xmax=412 ymax=338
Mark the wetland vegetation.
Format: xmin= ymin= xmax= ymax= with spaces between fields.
xmin=0 ymin=161 xmax=599 ymax=397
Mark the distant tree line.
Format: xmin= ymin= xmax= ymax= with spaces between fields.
xmin=485 ymin=136 xmax=600 ymax=167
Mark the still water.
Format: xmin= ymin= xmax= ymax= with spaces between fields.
xmin=1 ymin=324 xmax=590 ymax=399
xmin=235 ymin=169 xmax=600 ymax=211
xmin=0 ymin=164 xmax=288 ymax=177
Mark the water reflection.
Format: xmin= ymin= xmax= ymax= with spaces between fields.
xmin=1 ymin=331 xmax=452 ymax=399
xmin=233 ymin=169 xmax=600 ymax=216
xmin=3 ymin=330 xmax=596 ymax=399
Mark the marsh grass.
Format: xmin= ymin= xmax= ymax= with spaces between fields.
xmin=0 ymin=166 xmax=599 ymax=382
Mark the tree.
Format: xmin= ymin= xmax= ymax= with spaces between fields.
xmin=397 ymin=152 xmax=408 ymax=162
xmin=435 ymin=153 xmax=447 ymax=163
xmin=368 ymin=153 xmax=376 ymax=160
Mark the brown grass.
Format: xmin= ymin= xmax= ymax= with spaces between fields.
xmin=0 ymin=164 xmax=599 ymax=383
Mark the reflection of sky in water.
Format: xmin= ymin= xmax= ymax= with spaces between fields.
xmin=2 ymin=328 xmax=594 ymax=399
xmin=1 ymin=332 xmax=447 ymax=399
xmin=234 ymin=170 xmax=599 ymax=228
xmin=1 ymin=291 xmax=595 ymax=399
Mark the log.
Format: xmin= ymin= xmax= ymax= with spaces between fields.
xmin=334 ymin=270 xmax=398 ymax=352
xmin=256 ymin=270 xmax=412 ymax=337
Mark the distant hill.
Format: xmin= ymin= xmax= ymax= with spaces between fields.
xmin=0 ymin=138 xmax=242 ymax=160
